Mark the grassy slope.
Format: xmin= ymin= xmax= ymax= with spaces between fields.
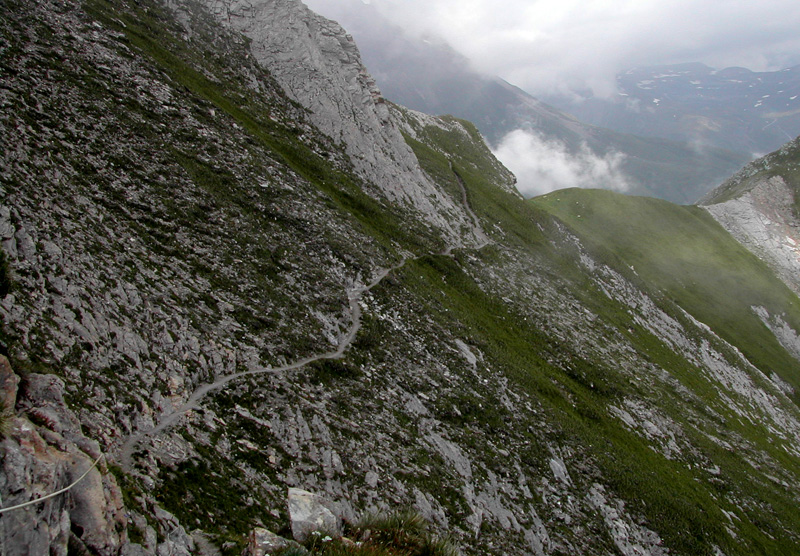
xmin=397 ymin=111 xmax=552 ymax=251
xmin=404 ymin=123 xmax=800 ymax=554
xmin=534 ymin=187 xmax=800 ymax=398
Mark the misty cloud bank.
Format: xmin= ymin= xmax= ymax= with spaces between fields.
xmin=492 ymin=129 xmax=632 ymax=197
xmin=306 ymin=0 xmax=800 ymax=98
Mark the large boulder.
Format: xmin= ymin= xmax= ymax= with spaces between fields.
xmin=287 ymin=488 xmax=342 ymax=543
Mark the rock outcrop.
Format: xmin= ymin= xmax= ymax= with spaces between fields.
xmin=702 ymin=175 xmax=800 ymax=295
xmin=195 ymin=0 xmax=483 ymax=246
xmin=246 ymin=527 xmax=306 ymax=556
xmin=0 ymin=357 xmax=128 ymax=556
xmin=287 ymin=487 xmax=342 ymax=542
xmin=699 ymin=135 xmax=800 ymax=295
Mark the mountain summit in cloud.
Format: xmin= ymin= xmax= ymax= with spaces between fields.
xmin=305 ymin=0 xmax=800 ymax=99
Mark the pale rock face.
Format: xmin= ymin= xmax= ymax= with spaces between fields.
xmin=246 ymin=527 xmax=304 ymax=555
xmin=287 ymin=487 xmax=342 ymax=542
xmin=548 ymin=455 xmax=572 ymax=486
xmin=752 ymin=306 xmax=800 ymax=366
xmin=0 ymin=361 xmax=129 ymax=556
xmin=196 ymin=0 xmax=481 ymax=246
xmin=703 ymin=176 xmax=800 ymax=295
xmin=587 ymin=484 xmax=669 ymax=556
xmin=0 ymin=356 xmax=18 ymax=412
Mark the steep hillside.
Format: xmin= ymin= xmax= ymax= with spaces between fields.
xmin=196 ymin=0 xmax=480 ymax=245
xmin=535 ymin=188 xmax=800 ymax=399
xmin=2 ymin=1 xmax=800 ymax=556
xmin=699 ymin=136 xmax=800 ymax=295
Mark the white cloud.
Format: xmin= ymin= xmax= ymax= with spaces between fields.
xmin=305 ymin=0 xmax=800 ymax=98
xmin=492 ymin=129 xmax=632 ymax=197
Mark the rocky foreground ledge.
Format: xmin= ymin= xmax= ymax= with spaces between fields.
xmin=0 ymin=347 xmax=451 ymax=556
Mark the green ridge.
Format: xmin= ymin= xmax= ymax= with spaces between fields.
xmin=535 ymin=188 xmax=800 ymax=399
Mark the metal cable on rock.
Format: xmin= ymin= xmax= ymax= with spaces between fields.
xmin=0 ymin=454 xmax=104 ymax=514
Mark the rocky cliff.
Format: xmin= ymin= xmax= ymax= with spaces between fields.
xmin=0 ymin=357 xmax=128 ymax=555
xmin=1 ymin=0 xmax=800 ymax=555
xmin=700 ymin=136 xmax=800 ymax=295
xmin=194 ymin=0 xmax=481 ymax=246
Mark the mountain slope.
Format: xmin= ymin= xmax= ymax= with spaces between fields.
xmin=699 ymin=135 xmax=800 ymax=296
xmin=302 ymin=0 xmax=748 ymax=203
xmin=534 ymin=188 xmax=800 ymax=399
xmin=1 ymin=1 xmax=800 ymax=555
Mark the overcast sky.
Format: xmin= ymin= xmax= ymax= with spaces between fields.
xmin=305 ymin=0 xmax=800 ymax=98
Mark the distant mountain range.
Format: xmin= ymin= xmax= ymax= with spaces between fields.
xmin=544 ymin=62 xmax=800 ymax=157
xmin=307 ymin=0 xmax=749 ymax=203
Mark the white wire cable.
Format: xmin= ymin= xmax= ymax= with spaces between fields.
xmin=0 ymin=454 xmax=104 ymax=514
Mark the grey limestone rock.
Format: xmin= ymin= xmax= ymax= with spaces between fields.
xmin=587 ymin=484 xmax=668 ymax=556
xmin=0 ymin=355 xmax=18 ymax=413
xmin=287 ymin=488 xmax=342 ymax=542
xmin=0 ymin=360 xmax=127 ymax=556
xmin=245 ymin=527 xmax=306 ymax=556
xmin=194 ymin=0 xmax=484 ymax=247
xmin=703 ymin=175 xmax=800 ymax=295
xmin=548 ymin=455 xmax=572 ymax=487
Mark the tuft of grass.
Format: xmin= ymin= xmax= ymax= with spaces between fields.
xmin=349 ymin=509 xmax=458 ymax=556
xmin=277 ymin=547 xmax=310 ymax=556
xmin=295 ymin=509 xmax=458 ymax=556
xmin=308 ymin=359 xmax=363 ymax=385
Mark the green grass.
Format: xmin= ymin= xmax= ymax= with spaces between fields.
xmin=0 ymin=408 xmax=12 ymax=438
xmin=156 ymin=440 xmax=277 ymax=556
xmin=400 ymin=112 xmax=553 ymax=251
xmin=390 ymin=244 xmax=800 ymax=555
xmin=296 ymin=509 xmax=458 ymax=556
xmin=387 ymin=252 xmax=738 ymax=554
xmin=263 ymin=509 xmax=460 ymax=556
xmin=535 ymin=188 xmax=800 ymax=399
xmin=382 ymin=123 xmax=800 ymax=552
xmin=308 ymin=359 xmax=363 ymax=385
